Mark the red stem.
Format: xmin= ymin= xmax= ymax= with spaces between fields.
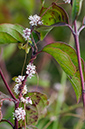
xmin=15 ymin=102 xmax=19 ymax=129
xmin=0 ymin=69 xmax=17 ymax=101
xmin=74 ymin=21 xmax=85 ymax=108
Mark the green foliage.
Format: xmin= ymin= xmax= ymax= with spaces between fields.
xmin=25 ymin=91 xmax=48 ymax=125
xmin=72 ymin=0 xmax=83 ymax=22
xmin=0 ymin=24 xmax=25 ymax=44
xmin=36 ymin=2 xmax=69 ymax=40
xmin=42 ymin=42 xmax=84 ymax=101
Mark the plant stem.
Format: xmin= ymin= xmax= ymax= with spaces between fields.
xmin=1 ymin=119 xmax=14 ymax=128
xmin=15 ymin=102 xmax=19 ymax=129
xmin=0 ymin=69 xmax=17 ymax=101
xmin=74 ymin=20 xmax=85 ymax=109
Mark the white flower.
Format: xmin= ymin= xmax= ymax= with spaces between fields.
xmin=15 ymin=75 xmax=25 ymax=83
xmin=13 ymin=84 xmax=27 ymax=95
xmin=13 ymin=84 xmax=20 ymax=95
xmin=23 ymin=28 xmax=31 ymax=41
xmin=63 ymin=0 xmax=71 ymax=3
xmin=22 ymin=85 xmax=28 ymax=95
xmin=28 ymin=14 xmax=43 ymax=26
xmin=13 ymin=107 xmax=26 ymax=121
xmin=26 ymin=63 xmax=36 ymax=79
xmin=20 ymin=96 xmax=32 ymax=104
xmin=26 ymin=97 xmax=32 ymax=104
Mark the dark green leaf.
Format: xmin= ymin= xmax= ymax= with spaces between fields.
xmin=0 ymin=24 xmax=25 ymax=44
xmin=36 ymin=2 xmax=69 ymax=40
xmin=42 ymin=42 xmax=83 ymax=101
xmin=31 ymin=31 xmax=40 ymax=46
xmin=72 ymin=0 xmax=83 ymax=22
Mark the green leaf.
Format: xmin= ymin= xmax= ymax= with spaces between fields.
xmin=72 ymin=0 xmax=83 ymax=22
xmin=25 ymin=91 xmax=48 ymax=125
xmin=42 ymin=42 xmax=83 ymax=101
xmin=31 ymin=31 xmax=40 ymax=46
xmin=0 ymin=24 xmax=25 ymax=44
xmin=36 ymin=2 xmax=69 ymax=40
xmin=40 ymin=2 xmax=68 ymax=26
xmin=26 ymin=104 xmax=38 ymax=125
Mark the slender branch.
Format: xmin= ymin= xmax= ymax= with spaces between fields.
xmin=0 ymin=69 xmax=17 ymax=101
xmin=73 ymin=21 xmax=85 ymax=109
xmin=78 ymin=25 xmax=85 ymax=35
xmin=65 ymin=24 xmax=74 ymax=34
xmin=0 ymin=119 xmax=14 ymax=128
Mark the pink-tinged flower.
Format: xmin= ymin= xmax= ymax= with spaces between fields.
xmin=26 ymin=63 xmax=36 ymax=79
xmin=23 ymin=28 xmax=31 ymax=41
xmin=28 ymin=14 xmax=43 ymax=26
xmin=26 ymin=97 xmax=32 ymax=104
xmin=13 ymin=107 xmax=26 ymax=121
xmin=20 ymin=96 xmax=32 ymax=104
xmin=63 ymin=0 xmax=71 ymax=4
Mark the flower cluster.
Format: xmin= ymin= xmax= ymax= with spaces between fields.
xmin=23 ymin=28 xmax=31 ymax=41
xmin=26 ymin=63 xmax=36 ymax=79
xmin=23 ymin=14 xmax=43 ymax=41
xmin=63 ymin=0 xmax=71 ymax=4
xmin=13 ymin=107 xmax=26 ymax=121
xmin=13 ymin=75 xmax=28 ymax=95
xmin=28 ymin=14 xmax=43 ymax=26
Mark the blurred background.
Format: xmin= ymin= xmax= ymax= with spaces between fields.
xmin=0 ymin=0 xmax=85 ymax=129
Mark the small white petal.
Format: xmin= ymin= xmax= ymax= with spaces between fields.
xmin=28 ymin=14 xmax=43 ymax=26
xmin=13 ymin=107 xmax=26 ymax=121
xmin=63 ymin=0 xmax=71 ymax=3
xmin=26 ymin=63 xmax=36 ymax=79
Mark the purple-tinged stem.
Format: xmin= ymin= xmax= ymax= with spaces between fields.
xmin=74 ymin=20 xmax=85 ymax=109
xmin=14 ymin=102 xmax=19 ymax=129
xmin=78 ymin=25 xmax=85 ymax=35
xmin=1 ymin=119 xmax=14 ymax=128
xmin=0 ymin=69 xmax=17 ymax=101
